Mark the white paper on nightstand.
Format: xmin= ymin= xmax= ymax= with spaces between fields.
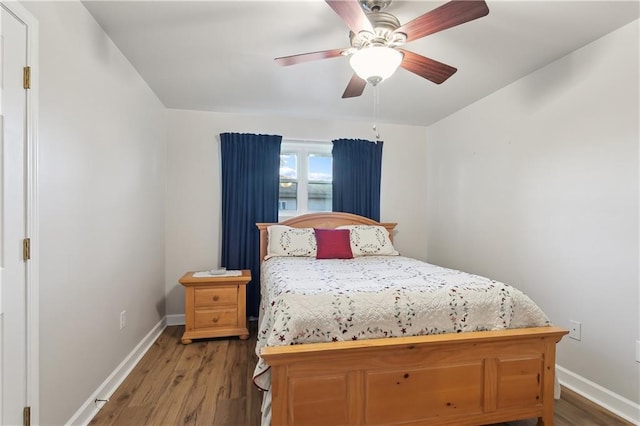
xmin=193 ymin=270 xmax=242 ymax=278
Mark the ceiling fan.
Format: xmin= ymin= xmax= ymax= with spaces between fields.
xmin=275 ymin=0 xmax=489 ymax=98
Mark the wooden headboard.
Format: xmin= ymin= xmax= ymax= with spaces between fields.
xmin=256 ymin=212 xmax=397 ymax=262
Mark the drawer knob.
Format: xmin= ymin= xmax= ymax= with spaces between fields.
xmin=212 ymin=317 xmax=219 ymax=323
xmin=213 ymin=295 xmax=220 ymax=301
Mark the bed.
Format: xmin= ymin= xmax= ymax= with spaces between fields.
xmin=254 ymin=212 xmax=567 ymax=426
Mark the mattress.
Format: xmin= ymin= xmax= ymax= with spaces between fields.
xmin=253 ymin=255 xmax=550 ymax=391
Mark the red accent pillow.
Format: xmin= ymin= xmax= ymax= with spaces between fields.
xmin=314 ymin=228 xmax=353 ymax=259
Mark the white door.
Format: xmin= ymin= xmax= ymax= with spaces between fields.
xmin=0 ymin=5 xmax=29 ymax=425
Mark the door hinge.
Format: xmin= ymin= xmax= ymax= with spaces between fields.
xmin=23 ymin=238 xmax=31 ymax=261
xmin=23 ymin=66 xmax=31 ymax=89
xmin=23 ymin=406 xmax=31 ymax=426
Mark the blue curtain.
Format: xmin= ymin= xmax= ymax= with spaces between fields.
xmin=220 ymin=132 xmax=282 ymax=317
xmin=332 ymin=138 xmax=383 ymax=221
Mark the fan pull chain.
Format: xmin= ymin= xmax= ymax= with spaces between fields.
xmin=372 ymin=84 xmax=380 ymax=141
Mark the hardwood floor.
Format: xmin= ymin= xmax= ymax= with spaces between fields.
xmin=90 ymin=324 xmax=633 ymax=426
xmin=89 ymin=325 xmax=262 ymax=426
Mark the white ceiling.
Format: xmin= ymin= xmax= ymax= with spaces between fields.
xmin=83 ymin=0 xmax=639 ymax=126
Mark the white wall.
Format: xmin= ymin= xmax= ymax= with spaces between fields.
xmin=22 ymin=2 xmax=167 ymax=424
xmin=165 ymin=110 xmax=428 ymax=315
xmin=426 ymin=20 xmax=639 ymax=407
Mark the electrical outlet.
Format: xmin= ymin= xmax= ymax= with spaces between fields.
xmin=120 ymin=310 xmax=126 ymax=330
xmin=636 ymin=341 xmax=640 ymax=363
xmin=568 ymin=320 xmax=581 ymax=341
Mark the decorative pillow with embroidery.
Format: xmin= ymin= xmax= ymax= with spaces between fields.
xmin=266 ymin=225 xmax=317 ymax=259
xmin=336 ymin=225 xmax=399 ymax=256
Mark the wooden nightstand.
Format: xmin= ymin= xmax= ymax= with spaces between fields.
xmin=179 ymin=270 xmax=251 ymax=344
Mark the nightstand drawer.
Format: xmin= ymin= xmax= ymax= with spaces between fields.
xmin=194 ymin=308 xmax=238 ymax=329
xmin=194 ymin=287 xmax=237 ymax=307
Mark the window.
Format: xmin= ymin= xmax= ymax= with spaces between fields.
xmin=279 ymin=141 xmax=332 ymax=219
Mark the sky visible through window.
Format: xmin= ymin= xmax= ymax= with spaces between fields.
xmin=280 ymin=153 xmax=332 ymax=182
xmin=280 ymin=154 xmax=297 ymax=179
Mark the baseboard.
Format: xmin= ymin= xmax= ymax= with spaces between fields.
xmin=557 ymin=365 xmax=640 ymax=424
xmin=66 ymin=318 xmax=167 ymax=426
xmin=166 ymin=313 xmax=185 ymax=326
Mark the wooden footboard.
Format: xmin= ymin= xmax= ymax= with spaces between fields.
xmin=261 ymin=326 xmax=568 ymax=426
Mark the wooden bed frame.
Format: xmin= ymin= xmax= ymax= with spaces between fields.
xmin=256 ymin=212 xmax=567 ymax=426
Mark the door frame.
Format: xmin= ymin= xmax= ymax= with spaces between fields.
xmin=1 ymin=2 xmax=39 ymax=424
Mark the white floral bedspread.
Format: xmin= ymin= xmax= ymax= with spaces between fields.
xmin=252 ymin=256 xmax=550 ymax=390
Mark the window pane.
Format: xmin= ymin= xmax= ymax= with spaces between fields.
xmin=279 ymin=181 xmax=297 ymax=211
xmin=308 ymin=182 xmax=332 ymax=212
xmin=280 ymin=153 xmax=297 ymax=180
xmin=308 ymin=154 xmax=332 ymax=182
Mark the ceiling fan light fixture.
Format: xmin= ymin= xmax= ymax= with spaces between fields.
xmin=349 ymin=46 xmax=403 ymax=85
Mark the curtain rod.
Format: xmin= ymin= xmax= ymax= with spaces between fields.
xmin=283 ymin=138 xmax=380 ymax=144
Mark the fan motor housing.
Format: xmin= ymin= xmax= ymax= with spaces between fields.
xmin=350 ymin=11 xmax=404 ymax=49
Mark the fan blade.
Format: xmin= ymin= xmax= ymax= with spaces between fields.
xmin=399 ymin=49 xmax=457 ymax=84
xmin=342 ymin=73 xmax=367 ymax=98
xmin=395 ymin=0 xmax=489 ymax=43
xmin=275 ymin=48 xmax=347 ymax=66
xmin=326 ymin=0 xmax=374 ymax=35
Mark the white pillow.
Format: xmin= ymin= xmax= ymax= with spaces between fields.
xmin=337 ymin=225 xmax=398 ymax=256
xmin=266 ymin=225 xmax=317 ymax=259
